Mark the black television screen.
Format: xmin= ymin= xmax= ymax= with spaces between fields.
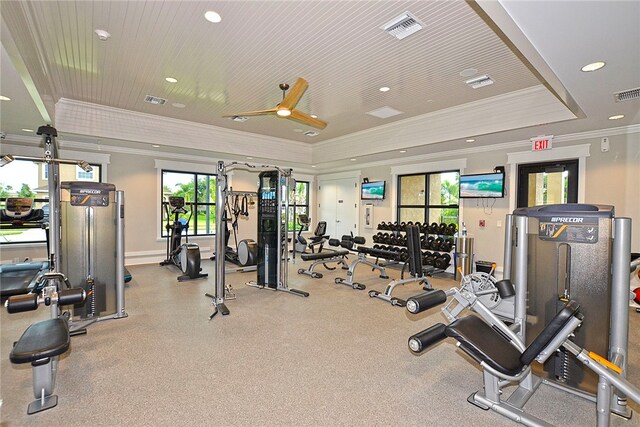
xmin=459 ymin=172 xmax=505 ymax=198
xmin=361 ymin=181 xmax=386 ymax=200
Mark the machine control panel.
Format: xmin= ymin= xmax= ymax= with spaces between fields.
xmin=69 ymin=188 xmax=110 ymax=206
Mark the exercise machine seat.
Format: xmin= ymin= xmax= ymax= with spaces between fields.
xmin=10 ymin=318 xmax=70 ymax=364
xmin=445 ymin=316 xmax=524 ymax=376
xmin=445 ymin=300 xmax=582 ymax=377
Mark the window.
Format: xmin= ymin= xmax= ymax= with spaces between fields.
xmin=517 ymin=160 xmax=578 ymax=208
xmin=76 ymin=166 xmax=95 ymax=180
xmin=161 ymin=170 xmax=216 ymax=237
xmin=397 ymin=171 xmax=459 ymax=228
xmin=0 ymin=160 xmax=102 ymax=244
xmin=288 ymin=180 xmax=309 ymax=232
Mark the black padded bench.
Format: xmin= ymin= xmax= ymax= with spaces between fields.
xmin=298 ymin=238 xmax=350 ymax=279
xmin=10 ymin=318 xmax=71 ymax=414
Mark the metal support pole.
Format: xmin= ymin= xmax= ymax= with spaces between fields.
xmin=115 ymin=190 xmax=127 ymax=318
xmin=502 ymin=214 xmax=514 ymax=281
xmin=610 ymin=217 xmax=632 ymax=417
xmin=208 ymin=161 xmax=230 ymax=318
xmin=512 ymin=214 xmax=529 ymax=340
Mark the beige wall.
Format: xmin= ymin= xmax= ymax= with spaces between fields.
xmin=2 ymin=131 xmax=638 ymax=268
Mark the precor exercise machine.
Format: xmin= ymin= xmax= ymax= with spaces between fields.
xmin=2 ymin=125 xmax=91 ymax=413
xmin=160 ymin=196 xmax=208 ymax=281
xmin=406 ymin=203 xmax=636 ymax=426
xmin=206 ymin=162 xmax=308 ymax=319
xmin=60 ymin=181 xmax=128 ymax=326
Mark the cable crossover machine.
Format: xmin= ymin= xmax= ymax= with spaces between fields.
xmin=206 ymin=161 xmax=308 ymax=319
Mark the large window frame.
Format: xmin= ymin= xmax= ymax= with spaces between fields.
xmin=0 ymin=160 xmax=103 ymax=245
xmin=396 ymin=170 xmax=460 ymax=228
xmin=516 ymin=159 xmax=578 ymax=208
xmin=160 ymin=169 xmax=217 ymax=237
xmin=288 ymin=180 xmax=310 ymax=232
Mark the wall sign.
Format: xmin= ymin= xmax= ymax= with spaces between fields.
xmin=531 ymin=135 xmax=554 ymax=151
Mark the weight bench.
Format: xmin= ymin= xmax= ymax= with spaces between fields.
xmin=407 ymin=287 xmax=640 ymax=427
xmin=297 ymin=238 xmax=349 ymax=279
xmin=335 ymin=235 xmax=398 ymax=290
xmin=6 ymin=286 xmax=85 ymax=414
xmin=368 ymin=225 xmax=433 ymax=307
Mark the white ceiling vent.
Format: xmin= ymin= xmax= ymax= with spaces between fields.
xmin=144 ymin=95 xmax=167 ymax=105
xmin=614 ymin=87 xmax=640 ymax=102
xmin=304 ymin=130 xmax=319 ymax=137
xmin=464 ymin=75 xmax=494 ymax=89
xmin=381 ymin=12 xmax=423 ymax=40
xmin=230 ymin=115 xmax=249 ymax=122
xmin=366 ymin=106 xmax=404 ymax=119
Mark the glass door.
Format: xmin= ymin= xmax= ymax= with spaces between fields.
xmin=517 ymin=159 xmax=578 ymax=208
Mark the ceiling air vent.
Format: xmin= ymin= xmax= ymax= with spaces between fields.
xmin=144 ymin=95 xmax=167 ymax=105
xmin=304 ymin=131 xmax=319 ymax=137
xmin=230 ymin=116 xmax=249 ymax=122
xmin=614 ymin=87 xmax=640 ymax=102
xmin=381 ymin=12 xmax=423 ymax=40
xmin=464 ymin=75 xmax=494 ymax=89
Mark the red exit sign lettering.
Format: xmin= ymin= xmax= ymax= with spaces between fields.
xmin=531 ymin=135 xmax=554 ymax=151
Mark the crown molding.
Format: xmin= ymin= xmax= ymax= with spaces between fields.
xmin=314 ymin=123 xmax=640 ymax=174
xmin=54 ymin=98 xmax=312 ymax=163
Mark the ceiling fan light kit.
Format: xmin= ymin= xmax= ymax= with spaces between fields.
xmin=223 ymin=77 xmax=327 ymax=129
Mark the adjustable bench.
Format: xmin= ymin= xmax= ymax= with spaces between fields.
xmin=335 ymin=236 xmax=399 ymax=290
xmin=297 ymin=238 xmax=349 ymax=279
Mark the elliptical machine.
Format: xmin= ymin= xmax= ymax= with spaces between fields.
xmin=160 ymin=196 xmax=208 ymax=281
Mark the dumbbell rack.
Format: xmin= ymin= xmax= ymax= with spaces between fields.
xmin=372 ymin=221 xmax=457 ymax=276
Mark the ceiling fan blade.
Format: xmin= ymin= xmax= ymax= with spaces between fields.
xmin=278 ymin=77 xmax=308 ymax=111
xmin=288 ymin=109 xmax=328 ymax=129
xmin=222 ymin=107 xmax=277 ymax=118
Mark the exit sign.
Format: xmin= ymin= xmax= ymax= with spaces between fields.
xmin=531 ymin=135 xmax=553 ymax=151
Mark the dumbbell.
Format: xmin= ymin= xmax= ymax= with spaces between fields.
xmin=423 ymin=251 xmax=437 ymax=266
xmin=446 ymin=223 xmax=457 ymax=235
xmin=414 ymin=222 xmax=422 ymax=231
xmin=428 ymin=222 xmax=438 ymax=234
xmin=377 ymin=222 xmax=386 ymax=230
xmin=438 ymin=223 xmax=448 ymax=235
xmin=430 ymin=237 xmax=443 ymax=251
xmin=434 ymin=253 xmax=452 ymax=269
xmin=440 ymin=239 xmax=453 ymax=252
xmin=380 ymin=233 xmax=389 ymax=244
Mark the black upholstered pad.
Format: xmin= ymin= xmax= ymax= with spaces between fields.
xmin=356 ymin=246 xmax=399 ymax=260
xmin=520 ymin=300 xmax=580 ymax=366
xmin=301 ymin=249 xmax=349 ymax=261
xmin=445 ymin=316 xmax=524 ymax=376
xmin=10 ymin=318 xmax=70 ymax=364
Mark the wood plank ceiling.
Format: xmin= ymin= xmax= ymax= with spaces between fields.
xmin=2 ymin=1 xmax=541 ymax=143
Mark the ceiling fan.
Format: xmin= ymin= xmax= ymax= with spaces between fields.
xmin=223 ymin=77 xmax=327 ymax=129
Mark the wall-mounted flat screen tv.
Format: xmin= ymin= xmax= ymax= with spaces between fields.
xmin=361 ymin=181 xmax=386 ymax=200
xmin=459 ymin=172 xmax=505 ymax=198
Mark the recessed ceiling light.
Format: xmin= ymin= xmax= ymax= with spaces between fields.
xmin=608 ymin=114 xmax=624 ymax=120
xmin=466 ymin=138 xmax=475 ymax=142
xmin=0 ymin=95 xmax=10 ymax=101
xmin=379 ymin=86 xmax=390 ymax=92
xmin=459 ymin=68 xmax=478 ymax=78
xmin=151 ymin=144 xmax=160 ymax=148
xmin=165 ymin=77 xmax=178 ymax=83
xmin=350 ymin=158 xmax=357 ymax=161
xmin=399 ymin=150 xmax=407 ymax=153
xmin=21 ymin=128 xmax=34 ymax=132
xmin=171 ymin=103 xmax=186 ymax=108
xmin=581 ymin=61 xmax=606 ymax=72
xmin=311 ymin=165 xmax=316 ymax=168
xmin=310 ymin=114 xmax=318 ymax=119
xmin=204 ymin=11 xmax=222 ymax=23
xmin=246 ymin=157 xmax=253 ymax=160
xmin=94 ymin=29 xmax=111 ymax=41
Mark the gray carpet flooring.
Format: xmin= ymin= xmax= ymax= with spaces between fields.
xmin=1 ymin=258 xmax=639 ymax=426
